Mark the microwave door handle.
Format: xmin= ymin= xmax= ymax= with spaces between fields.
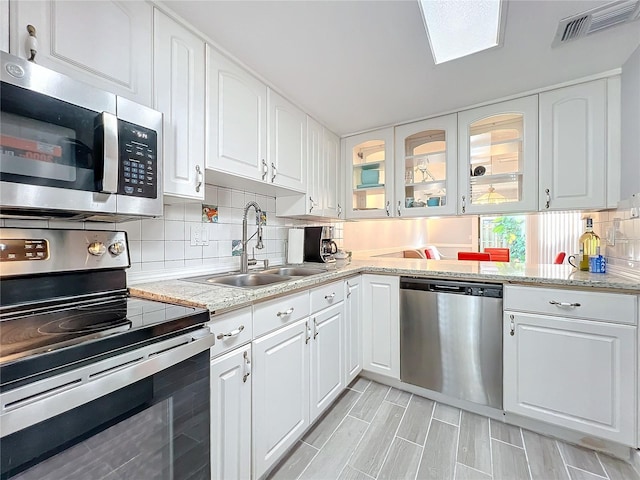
xmin=101 ymin=112 xmax=119 ymax=193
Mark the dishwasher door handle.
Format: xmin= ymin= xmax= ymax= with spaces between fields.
xmin=431 ymin=284 xmax=466 ymax=293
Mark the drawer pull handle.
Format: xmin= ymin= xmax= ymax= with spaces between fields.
xmin=277 ymin=307 xmax=294 ymax=317
xmin=549 ymin=300 xmax=581 ymax=307
xmin=324 ymin=293 xmax=336 ymax=300
xmin=217 ymin=325 xmax=245 ymax=340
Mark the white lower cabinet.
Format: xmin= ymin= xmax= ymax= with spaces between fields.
xmin=310 ymin=302 xmax=344 ymax=422
xmin=504 ymin=311 xmax=637 ymax=445
xmin=344 ymin=277 xmax=363 ymax=384
xmin=362 ymin=274 xmax=400 ymax=379
xmin=252 ymin=318 xmax=310 ymax=479
xmin=210 ymin=344 xmax=252 ymax=480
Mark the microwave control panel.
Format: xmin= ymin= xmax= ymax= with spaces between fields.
xmin=118 ymin=120 xmax=158 ymax=199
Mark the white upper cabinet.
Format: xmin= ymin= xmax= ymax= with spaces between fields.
xmin=275 ymin=120 xmax=342 ymax=219
xmin=267 ymin=89 xmax=306 ymax=192
xmin=1 ymin=0 xmax=8 ymax=52
xmin=324 ymin=128 xmax=342 ymax=218
xmin=621 ymin=46 xmax=640 ymax=201
xmin=458 ymin=96 xmax=538 ymax=214
xmin=344 ymin=127 xmax=395 ymax=219
xmin=395 ymin=114 xmax=458 ymax=217
xmin=539 ymin=79 xmax=608 ymax=211
xmin=10 ymin=0 xmax=152 ymax=106
xmin=206 ymin=45 xmax=268 ymax=183
xmin=154 ymin=9 xmax=205 ymax=201
xmin=307 ymin=116 xmax=324 ymax=215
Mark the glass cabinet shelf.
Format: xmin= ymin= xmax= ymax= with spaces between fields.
xmin=406 ymin=179 xmax=446 ymax=189
xmin=345 ymin=128 xmax=393 ymax=218
xmin=353 ymin=160 xmax=385 ymax=169
xmin=354 ymin=184 xmax=385 ymax=191
xmin=469 ymin=172 xmax=522 ymax=186
xmin=394 ymin=115 xmax=457 ymax=216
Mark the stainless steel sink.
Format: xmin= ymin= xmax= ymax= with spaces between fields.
xmin=182 ymin=272 xmax=292 ymax=288
xmin=262 ymin=266 xmax=327 ymax=277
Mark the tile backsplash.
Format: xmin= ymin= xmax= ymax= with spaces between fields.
xmin=0 ymin=184 xmax=343 ymax=281
xmin=593 ymin=206 xmax=640 ymax=275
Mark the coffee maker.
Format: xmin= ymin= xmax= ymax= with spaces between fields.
xmin=303 ymin=226 xmax=337 ymax=263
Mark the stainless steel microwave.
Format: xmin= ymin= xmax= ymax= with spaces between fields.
xmin=0 ymin=51 xmax=163 ymax=221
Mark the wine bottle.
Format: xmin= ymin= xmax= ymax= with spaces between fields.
xmin=578 ymin=218 xmax=600 ymax=271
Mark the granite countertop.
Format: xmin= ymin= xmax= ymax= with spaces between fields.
xmin=129 ymin=257 xmax=640 ymax=314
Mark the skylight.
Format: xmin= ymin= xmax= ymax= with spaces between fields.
xmin=419 ymin=0 xmax=505 ymax=64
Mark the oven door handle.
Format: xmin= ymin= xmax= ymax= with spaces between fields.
xmin=0 ymin=328 xmax=215 ymax=438
xmin=100 ymin=112 xmax=119 ymax=194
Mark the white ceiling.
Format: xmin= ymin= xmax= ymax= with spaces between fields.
xmin=163 ymin=0 xmax=640 ymax=137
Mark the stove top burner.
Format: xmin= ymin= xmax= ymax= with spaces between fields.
xmin=0 ymin=295 xmax=209 ymax=391
xmin=37 ymin=306 xmax=130 ymax=335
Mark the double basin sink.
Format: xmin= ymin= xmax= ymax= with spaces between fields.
xmin=182 ymin=266 xmax=328 ymax=289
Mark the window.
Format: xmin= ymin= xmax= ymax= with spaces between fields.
xmin=480 ymin=212 xmax=583 ymax=264
xmin=479 ymin=215 xmax=526 ymax=262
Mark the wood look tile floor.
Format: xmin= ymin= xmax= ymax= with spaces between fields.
xmin=267 ymin=379 xmax=640 ymax=480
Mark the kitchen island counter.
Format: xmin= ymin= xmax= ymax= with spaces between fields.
xmin=129 ymin=258 xmax=640 ymax=313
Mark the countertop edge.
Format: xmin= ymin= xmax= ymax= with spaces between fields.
xmin=129 ymin=261 xmax=640 ymax=315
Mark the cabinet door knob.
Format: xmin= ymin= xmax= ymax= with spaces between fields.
xmin=195 ymin=165 xmax=203 ymax=193
xmin=26 ymin=25 xmax=38 ymax=62
xmin=243 ymin=350 xmax=251 ymax=382
xmin=545 ymin=188 xmax=550 ymax=209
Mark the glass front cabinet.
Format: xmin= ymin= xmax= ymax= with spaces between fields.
xmin=344 ymin=127 xmax=394 ymax=219
xmin=457 ymin=96 xmax=538 ymax=214
xmin=394 ymin=114 xmax=457 ymax=217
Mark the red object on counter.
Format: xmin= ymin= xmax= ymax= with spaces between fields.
xmin=458 ymin=252 xmax=492 ymax=261
xmin=554 ymin=252 xmax=566 ymax=264
xmin=484 ymin=248 xmax=510 ymax=262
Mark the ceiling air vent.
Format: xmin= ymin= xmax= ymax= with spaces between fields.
xmin=552 ymin=0 xmax=640 ymax=47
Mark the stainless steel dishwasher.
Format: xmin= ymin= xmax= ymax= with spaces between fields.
xmin=400 ymin=277 xmax=503 ymax=409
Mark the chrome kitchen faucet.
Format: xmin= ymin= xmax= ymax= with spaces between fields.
xmin=240 ymin=201 xmax=264 ymax=273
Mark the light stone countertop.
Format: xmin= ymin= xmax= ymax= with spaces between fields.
xmin=129 ymin=257 xmax=640 ymax=314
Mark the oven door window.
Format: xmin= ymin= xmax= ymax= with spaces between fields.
xmin=0 ymin=82 xmax=102 ymax=192
xmin=1 ymin=351 xmax=210 ymax=480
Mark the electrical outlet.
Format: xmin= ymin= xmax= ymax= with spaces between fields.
xmin=190 ymin=225 xmax=209 ymax=246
